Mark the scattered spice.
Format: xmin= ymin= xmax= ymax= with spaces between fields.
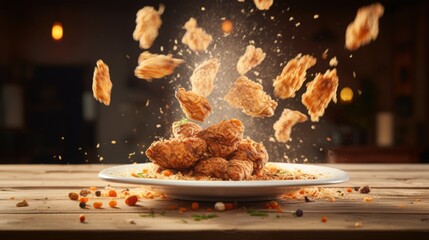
xmin=80 ymin=197 xmax=89 ymax=203
xmin=247 ymin=209 xmax=269 ymax=217
xmin=354 ymin=221 xmax=363 ymax=227
xmin=95 ymin=191 xmax=101 ymax=197
xmin=179 ymin=207 xmax=188 ymax=213
xmin=304 ymin=196 xmax=314 ymax=202
xmin=321 ymin=216 xmax=328 ymax=223
xmin=346 ymin=188 xmax=353 ymax=193
xmin=214 ymin=202 xmax=225 ymax=212
xmin=93 ymin=201 xmax=103 ymax=209
xmin=293 ymin=209 xmax=304 ymax=217
xmin=354 ymin=186 xmax=360 ymax=191
xmin=68 ymin=192 xmax=79 ymax=200
xmin=359 ymin=185 xmax=371 ymax=194
xmin=127 ymin=219 xmax=136 ymax=224
xmin=363 ymin=197 xmax=373 ymax=202
xmin=162 ymin=169 xmax=173 ymax=177
xmin=191 ymin=202 xmax=199 ymax=210
xmin=16 ymin=200 xmax=29 ymax=207
xmin=109 ymin=200 xmax=118 ymax=208
xmin=80 ymin=190 xmax=89 ymax=197
xmin=329 ymin=196 xmax=335 ymax=202
xmin=192 ymin=214 xmax=218 ymax=221
xmin=79 ymin=214 xmax=86 ymax=223
xmin=140 ymin=210 xmax=156 ymax=218
xmin=224 ymin=203 xmax=234 ymax=210
xmin=89 ymin=186 xmax=97 ymax=191
xmin=79 ymin=202 xmax=86 ymax=209
xmin=125 ymin=195 xmax=138 ymax=206
xmin=108 ymin=190 xmax=117 ymax=197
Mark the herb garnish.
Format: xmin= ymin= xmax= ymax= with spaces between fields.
xmin=246 ymin=209 xmax=269 ymax=217
xmin=192 ymin=214 xmax=218 ymax=221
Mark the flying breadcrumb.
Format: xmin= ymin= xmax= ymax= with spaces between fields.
xmin=224 ymin=76 xmax=277 ymax=118
xmin=273 ymin=109 xmax=308 ymax=143
xmin=273 ymin=54 xmax=317 ymax=99
xmin=134 ymin=51 xmax=183 ymax=81
xmin=302 ymin=69 xmax=339 ymax=122
xmin=253 ymin=0 xmax=274 ymax=10
xmin=182 ymin=17 xmax=213 ymax=52
xmin=175 ymin=88 xmax=212 ymax=122
xmin=237 ymin=45 xmax=266 ymax=75
xmin=92 ymin=59 xmax=113 ymax=106
xmin=329 ymin=57 xmax=338 ymax=67
xmin=132 ymin=5 xmax=165 ymax=49
xmin=345 ymin=2 xmax=384 ymax=51
xmin=190 ymin=58 xmax=220 ymax=97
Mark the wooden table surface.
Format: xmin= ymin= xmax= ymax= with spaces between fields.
xmin=1 ymin=164 xmax=428 ymax=240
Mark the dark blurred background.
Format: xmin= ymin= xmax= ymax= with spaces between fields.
xmin=0 ymin=0 xmax=428 ymax=164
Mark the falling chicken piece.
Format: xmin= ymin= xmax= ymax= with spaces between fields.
xmin=273 ymin=54 xmax=317 ymax=99
xmin=237 ymin=45 xmax=266 ymax=75
xmin=273 ymin=109 xmax=308 ymax=143
xmin=329 ymin=57 xmax=338 ymax=67
xmin=197 ymin=119 xmax=244 ymax=158
xmin=132 ymin=5 xmax=165 ymax=49
xmin=134 ymin=51 xmax=183 ymax=81
xmin=145 ymin=137 xmax=207 ymax=170
xmin=224 ymin=76 xmax=277 ymax=118
xmin=190 ymin=58 xmax=220 ymax=97
xmin=172 ymin=119 xmax=202 ymax=138
xmin=345 ymin=2 xmax=384 ymax=51
xmin=92 ymin=59 xmax=113 ymax=106
xmin=253 ymin=0 xmax=274 ymax=10
xmin=302 ymin=69 xmax=339 ymax=122
xmin=182 ymin=18 xmax=213 ymax=52
xmin=175 ymin=88 xmax=212 ymax=122
xmin=229 ymin=138 xmax=268 ymax=175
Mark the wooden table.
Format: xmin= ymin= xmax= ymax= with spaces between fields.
xmin=1 ymin=164 xmax=428 ymax=240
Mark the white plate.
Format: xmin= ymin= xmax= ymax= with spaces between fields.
xmin=98 ymin=163 xmax=349 ymax=201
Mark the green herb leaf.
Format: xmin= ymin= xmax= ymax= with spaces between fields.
xmin=192 ymin=214 xmax=218 ymax=221
xmin=180 ymin=219 xmax=188 ymax=224
xmin=139 ymin=209 xmax=155 ymax=218
xmin=246 ymin=209 xmax=269 ymax=217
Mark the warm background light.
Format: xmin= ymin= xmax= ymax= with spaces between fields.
xmin=340 ymin=87 xmax=353 ymax=103
xmin=51 ymin=22 xmax=63 ymax=41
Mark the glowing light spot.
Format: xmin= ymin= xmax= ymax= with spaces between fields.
xmin=51 ymin=22 xmax=63 ymax=41
xmin=340 ymin=87 xmax=354 ymax=102
xmin=221 ymin=19 xmax=233 ymax=35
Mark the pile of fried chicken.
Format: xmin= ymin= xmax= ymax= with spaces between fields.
xmin=145 ymin=118 xmax=268 ymax=181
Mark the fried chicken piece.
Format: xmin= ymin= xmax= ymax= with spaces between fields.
xmin=302 ymin=69 xmax=339 ymax=122
xmin=224 ymin=76 xmax=277 ymax=118
xmin=237 ymin=45 xmax=266 ymax=75
xmin=145 ymin=137 xmax=207 ymax=170
xmin=182 ymin=18 xmax=213 ymax=52
xmin=229 ymin=138 xmax=268 ymax=175
xmin=134 ymin=51 xmax=183 ymax=81
xmin=194 ymin=157 xmax=253 ymax=181
xmin=190 ymin=58 xmax=220 ymax=97
xmin=197 ymin=119 xmax=244 ymax=158
xmin=194 ymin=157 xmax=229 ymax=180
xmin=273 ymin=109 xmax=308 ymax=143
xmin=132 ymin=5 xmax=165 ymax=49
xmin=345 ymin=3 xmax=384 ymax=51
xmin=92 ymin=59 xmax=113 ymax=106
xmin=172 ymin=119 xmax=202 ymax=138
xmin=175 ymin=88 xmax=212 ymax=122
xmin=273 ymin=54 xmax=317 ymax=99
xmin=253 ymin=0 xmax=274 ymax=10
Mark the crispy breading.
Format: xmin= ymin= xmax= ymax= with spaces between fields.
xmin=253 ymin=0 xmax=274 ymax=10
xmin=345 ymin=3 xmax=384 ymax=51
xmin=273 ymin=54 xmax=316 ymax=99
xmin=302 ymin=69 xmax=339 ymax=122
xmin=134 ymin=51 xmax=183 ymax=81
xmin=197 ymin=119 xmax=244 ymax=158
xmin=228 ymin=138 xmax=268 ymax=175
xmin=227 ymin=159 xmax=253 ymax=181
xmin=194 ymin=157 xmax=253 ymax=181
xmin=224 ymin=76 xmax=277 ymax=118
xmin=175 ymin=88 xmax=212 ymax=122
xmin=172 ymin=120 xmax=202 ymax=138
xmin=132 ymin=5 xmax=165 ymax=49
xmin=190 ymin=58 xmax=220 ymax=97
xmin=273 ymin=109 xmax=308 ymax=142
xmin=237 ymin=45 xmax=266 ymax=75
xmin=92 ymin=59 xmax=113 ymax=106
xmin=182 ymin=18 xmax=213 ymax=52
xmin=145 ymin=137 xmax=207 ymax=170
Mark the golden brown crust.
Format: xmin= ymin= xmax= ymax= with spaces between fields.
xmin=132 ymin=5 xmax=164 ymax=49
xmin=172 ymin=120 xmax=202 ymax=138
xmin=175 ymin=88 xmax=212 ymax=122
xmin=145 ymin=137 xmax=207 ymax=170
xmin=237 ymin=45 xmax=266 ymax=75
xmin=182 ymin=18 xmax=213 ymax=52
xmin=301 ymin=69 xmax=339 ymax=122
xmin=273 ymin=54 xmax=317 ymax=99
xmin=273 ymin=109 xmax=308 ymax=142
xmin=190 ymin=58 xmax=220 ymax=97
xmin=227 ymin=159 xmax=253 ymax=181
xmin=92 ymin=59 xmax=113 ymax=106
xmin=197 ymin=119 xmax=244 ymax=158
xmin=194 ymin=157 xmax=229 ymax=180
xmin=228 ymin=138 xmax=268 ymax=175
xmin=224 ymin=76 xmax=277 ymax=118
xmin=134 ymin=52 xmax=183 ymax=81
xmin=345 ymin=3 xmax=384 ymax=51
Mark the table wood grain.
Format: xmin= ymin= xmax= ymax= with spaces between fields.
xmin=1 ymin=164 xmax=428 ymax=240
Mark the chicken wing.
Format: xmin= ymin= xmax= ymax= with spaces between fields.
xmin=175 ymin=88 xmax=212 ymax=122
xmin=194 ymin=157 xmax=253 ymax=181
xmin=145 ymin=137 xmax=207 ymax=170
xmin=172 ymin=119 xmax=202 ymax=138
xmin=224 ymin=76 xmax=277 ymax=118
xmin=237 ymin=45 xmax=266 ymax=75
xmin=228 ymin=138 xmax=268 ymax=175
xmin=273 ymin=109 xmax=308 ymax=142
xmin=273 ymin=54 xmax=316 ymax=99
xmin=92 ymin=59 xmax=113 ymax=106
xmin=190 ymin=58 xmax=220 ymax=97
xmin=132 ymin=5 xmax=165 ymax=49
xmin=134 ymin=51 xmax=183 ymax=81
xmin=182 ymin=18 xmax=213 ymax=52
xmin=197 ymin=119 xmax=244 ymax=158
xmin=227 ymin=159 xmax=253 ymax=181
xmin=302 ymin=69 xmax=339 ymax=122
xmin=345 ymin=2 xmax=384 ymax=51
